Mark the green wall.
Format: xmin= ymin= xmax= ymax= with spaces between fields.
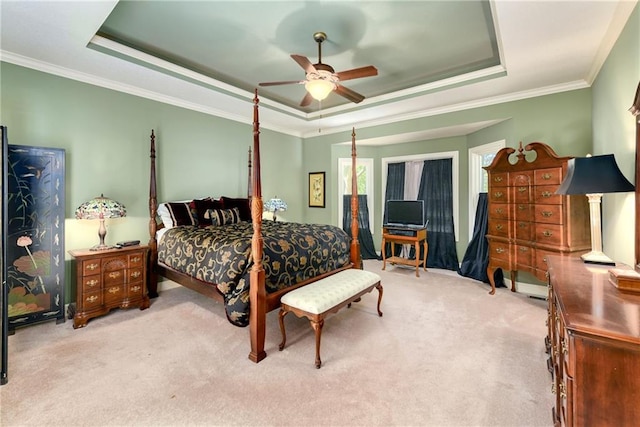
xmin=592 ymin=3 xmax=639 ymax=266
xmin=1 ymin=63 xmax=303 ymax=303
xmin=304 ymin=89 xmax=593 ymax=259
xmin=1 ymin=2 xmax=637 ymax=303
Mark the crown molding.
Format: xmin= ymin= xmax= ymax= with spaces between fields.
xmin=2 ymin=50 xmax=590 ymax=141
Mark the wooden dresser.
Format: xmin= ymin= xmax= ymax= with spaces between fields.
xmin=546 ymin=255 xmax=640 ymax=426
xmin=484 ymin=142 xmax=590 ymax=294
xmin=69 ymin=245 xmax=150 ymax=328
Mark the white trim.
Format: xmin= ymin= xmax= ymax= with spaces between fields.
xmin=338 ymin=158 xmax=374 ymax=230
xmin=468 ymin=140 xmax=505 ymax=241
xmin=299 ymin=80 xmax=589 ymax=139
xmin=381 ymin=151 xmax=459 ymax=241
xmin=2 ymin=47 xmax=589 ymax=139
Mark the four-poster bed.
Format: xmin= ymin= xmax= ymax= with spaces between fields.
xmin=147 ymin=90 xmax=362 ymax=362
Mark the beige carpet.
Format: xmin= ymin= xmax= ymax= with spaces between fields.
xmin=1 ymin=260 xmax=553 ymax=426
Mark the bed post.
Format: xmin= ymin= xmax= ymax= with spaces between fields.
xmin=350 ymin=128 xmax=362 ymax=269
xmin=148 ymin=130 xmax=159 ymax=298
xmin=247 ymin=146 xmax=252 ymax=198
xmin=249 ymin=89 xmax=267 ymax=363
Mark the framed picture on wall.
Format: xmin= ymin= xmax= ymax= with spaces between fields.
xmin=308 ymin=172 xmax=325 ymax=208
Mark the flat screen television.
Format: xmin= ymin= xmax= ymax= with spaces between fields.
xmin=385 ymin=200 xmax=425 ymax=227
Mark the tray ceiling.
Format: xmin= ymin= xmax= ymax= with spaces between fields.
xmin=1 ymin=1 xmax=637 ymax=138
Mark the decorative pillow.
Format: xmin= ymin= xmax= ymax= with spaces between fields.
xmin=193 ymin=198 xmax=225 ymax=226
xmin=157 ymin=203 xmax=174 ymax=228
xmin=220 ymin=196 xmax=251 ymax=222
xmin=204 ymin=207 xmax=241 ymax=226
xmin=164 ymin=202 xmax=198 ymax=227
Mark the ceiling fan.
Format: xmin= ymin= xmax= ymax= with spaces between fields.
xmin=259 ymin=32 xmax=378 ymax=107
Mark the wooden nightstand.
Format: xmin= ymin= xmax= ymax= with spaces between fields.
xmin=69 ymin=245 xmax=150 ymax=328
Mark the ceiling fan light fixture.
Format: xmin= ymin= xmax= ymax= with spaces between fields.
xmin=305 ymin=79 xmax=335 ymax=101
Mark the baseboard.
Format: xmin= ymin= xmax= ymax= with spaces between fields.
xmin=158 ymin=278 xmax=179 ymax=291
xmin=507 ymin=279 xmax=547 ymax=299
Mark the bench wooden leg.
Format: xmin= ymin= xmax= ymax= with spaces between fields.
xmin=278 ymin=309 xmax=288 ymax=351
xmin=376 ymin=284 xmax=384 ymax=317
xmin=311 ymin=318 xmax=324 ymax=369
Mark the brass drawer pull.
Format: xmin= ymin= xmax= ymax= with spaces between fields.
xmin=518 ymin=204 xmax=526 ymax=210
xmin=131 ymin=285 xmax=141 ymax=292
xmin=543 ymin=230 xmax=553 ymax=237
xmin=494 ymin=191 xmax=504 ymax=198
xmin=108 ymin=271 xmax=121 ymax=279
xmin=519 ymin=247 xmax=528 ymax=252
xmin=494 ymin=176 xmax=503 ymax=182
xmin=518 ymin=186 xmax=527 ymax=193
xmin=108 ymin=287 xmax=120 ymax=294
xmin=542 ymin=173 xmax=552 ymax=180
xmin=86 ymin=279 xmax=98 ymax=287
xmin=131 ymin=256 xmax=141 ymax=263
xmin=131 ymin=271 xmax=141 ymax=278
xmin=559 ymin=383 xmax=567 ymax=399
xmin=542 ymin=191 xmax=552 ymax=198
xmin=86 ymin=295 xmax=98 ymax=303
xmin=496 ymin=224 xmax=504 ymax=231
xmin=496 ymin=208 xmax=503 ymax=214
xmin=561 ymin=339 xmax=568 ymax=355
xmin=542 ymin=211 xmax=553 ymax=217
xmin=86 ymin=263 xmax=99 ymax=271
xmin=495 ymin=247 xmax=505 ymax=254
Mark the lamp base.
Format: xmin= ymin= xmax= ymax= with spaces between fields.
xmin=90 ymin=244 xmax=113 ymax=251
xmin=581 ymin=250 xmax=615 ymax=266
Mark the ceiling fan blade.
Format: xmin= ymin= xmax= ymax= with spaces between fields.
xmin=291 ymin=54 xmax=317 ymax=74
xmin=336 ymin=66 xmax=378 ymax=82
xmin=300 ymin=92 xmax=314 ymax=107
xmin=259 ymin=80 xmax=303 ymax=87
xmin=334 ymin=84 xmax=365 ymax=104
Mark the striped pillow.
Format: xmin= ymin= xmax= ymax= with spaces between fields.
xmin=204 ymin=207 xmax=241 ymax=226
xmin=164 ymin=202 xmax=197 ymax=227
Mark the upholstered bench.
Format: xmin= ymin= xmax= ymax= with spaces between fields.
xmin=278 ymin=268 xmax=383 ymax=368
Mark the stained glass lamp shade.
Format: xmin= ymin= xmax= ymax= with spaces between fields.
xmin=556 ymin=154 xmax=634 ymax=265
xmin=263 ymin=197 xmax=287 ymax=221
xmin=75 ymin=194 xmax=126 ymax=250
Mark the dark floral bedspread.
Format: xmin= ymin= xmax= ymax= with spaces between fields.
xmin=158 ymin=221 xmax=351 ymax=326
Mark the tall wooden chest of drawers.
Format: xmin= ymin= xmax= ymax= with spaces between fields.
xmin=69 ymin=245 xmax=150 ymax=328
xmin=546 ymin=256 xmax=640 ymax=426
xmin=484 ymin=142 xmax=591 ymax=294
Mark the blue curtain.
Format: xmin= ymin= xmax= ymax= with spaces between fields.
xmin=416 ymin=158 xmax=460 ymax=271
xmin=459 ymin=193 xmax=504 ymax=286
xmin=343 ymin=195 xmax=379 ymax=260
xmin=383 ymin=162 xmax=405 ymax=258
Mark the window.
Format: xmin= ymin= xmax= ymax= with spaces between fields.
xmin=468 ymin=140 xmax=504 ymax=240
xmin=338 ymin=158 xmax=374 ymax=229
xmin=381 ymin=151 xmax=459 ymax=241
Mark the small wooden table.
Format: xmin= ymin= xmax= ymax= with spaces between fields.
xmin=381 ymin=227 xmax=428 ymax=277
